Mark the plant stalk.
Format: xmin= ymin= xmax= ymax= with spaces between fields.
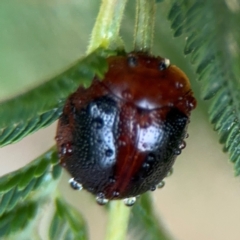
xmin=105 ymin=201 xmax=131 ymax=240
xmin=87 ymin=0 xmax=127 ymax=54
xmin=134 ymin=0 xmax=156 ymax=53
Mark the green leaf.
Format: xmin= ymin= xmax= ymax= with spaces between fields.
xmin=167 ymin=0 xmax=240 ymax=175
xmin=49 ymin=197 xmax=88 ymax=240
xmin=0 ymin=201 xmax=38 ymax=238
xmin=0 ymin=48 xmax=115 ymax=147
xmin=0 ymin=147 xmax=60 ymax=216
xmin=129 ymin=193 xmax=172 ymax=240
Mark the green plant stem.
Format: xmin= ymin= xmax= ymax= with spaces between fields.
xmin=134 ymin=0 xmax=156 ymax=53
xmin=87 ymin=0 xmax=127 ymax=54
xmin=105 ymin=201 xmax=131 ymax=240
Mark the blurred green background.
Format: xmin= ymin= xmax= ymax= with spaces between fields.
xmin=1 ymin=1 xmax=240 ymax=240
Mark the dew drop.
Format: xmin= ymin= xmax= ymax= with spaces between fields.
xmin=122 ymin=90 xmax=133 ymax=100
xmin=88 ymin=187 xmax=94 ymax=192
xmin=147 ymin=153 xmax=156 ymax=162
xmin=123 ymin=197 xmax=136 ymax=207
xmin=175 ymin=82 xmax=184 ymax=89
xmin=157 ymin=181 xmax=165 ymax=188
xmin=61 ymin=143 xmax=73 ymax=156
xmin=179 ymin=141 xmax=186 ymax=150
xmin=167 ymin=102 xmax=174 ymax=107
xmin=109 ymin=176 xmax=116 ymax=184
xmin=159 ymin=58 xmax=170 ymax=70
xmin=119 ymin=140 xmax=127 ymax=146
xmin=112 ymin=191 xmax=120 ymax=198
xmin=188 ymin=102 xmax=195 ymax=110
xmin=96 ymin=193 xmax=109 ymax=205
xmin=166 ymin=168 xmax=173 ymax=177
xmin=178 ymin=96 xmax=183 ymax=101
xmin=68 ymin=178 xmax=83 ymax=191
xmin=174 ymin=149 xmax=181 ymax=155
xmin=61 ymin=162 xmax=66 ymax=168
xmin=150 ymin=186 xmax=156 ymax=191
xmin=142 ymin=162 xmax=150 ymax=169
xmin=55 ymin=135 xmax=62 ymax=141
xmin=128 ymin=55 xmax=137 ymax=67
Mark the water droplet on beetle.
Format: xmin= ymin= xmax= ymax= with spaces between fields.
xmin=179 ymin=141 xmax=186 ymax=150
xmin=174 ymin=149 xmax=181 ymax=155
xmin=159 ymin=58 xmax=170 ymax=70
xmin=167 ymin=102 xmax=174 ymax=107
xmin=109 ymin=176 xmax=116 ymax=184
xmin=157 ymin=181 xmax=165 ymax=188
xmin=96 ymin=193 xmax=108 ymax=205
xmin=122 ymin=90 xmax=133 ymax=100
xmin=69 ymin=178 xmax=83 ymax=190
xmin=123 ymin=197 xmax=136 ymax=207
xmin=88 ymin=187 xmax=94 ymax=192
xmin=147 ymin=153 xmax=156 ymax=162
xmin=175 ymin=82 xmax=184 ymax=89
xmin=142 ymin=162 xmax=150 ymax=169
xmin=150 ymin=186 xmax=156 ymax=191
xmin=55 ymin=135 xmax=62 ymax=141
xmin=188 ymin=102 xmax=195 ymax=110
xmin=127 ymin=55 xmax=137 ymax=67
xmin=166 ymin=168 xmax=173 ymax=177
xmin=112 ymin=191 xmax=120 ymax=197
xmin=61 ymin=161 xmax=66 ymax=167
xmin=61 ymin=143 xmax=73 ymax=156
xmin=119 ymin=140 xmax=127 ymax=146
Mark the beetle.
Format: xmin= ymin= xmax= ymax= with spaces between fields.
xmin=56 ymin=52 xmax=196 ymax=206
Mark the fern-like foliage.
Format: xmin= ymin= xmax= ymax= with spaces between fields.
xmin=0 ymin=48 xmax=115 ymax=147
xmin=0 ymin=201 xmax=38 ymax=239
xmin=0 ymin=147 xmax=88 ymax=239
xmin=167 ymin=0 xmax=240 ymax=175
xmin=49 ymin=197 xmax=88 ymax=240
xmin=129 ymin=193 xmax=172 ymax=240
xmin=0 ymin=147 xmax=59 ymax=237
xmin=0 ymin=147 xmax=59 ymax=216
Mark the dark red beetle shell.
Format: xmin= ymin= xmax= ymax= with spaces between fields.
xmin=56 ymin=52 xmax=196 ymax=201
